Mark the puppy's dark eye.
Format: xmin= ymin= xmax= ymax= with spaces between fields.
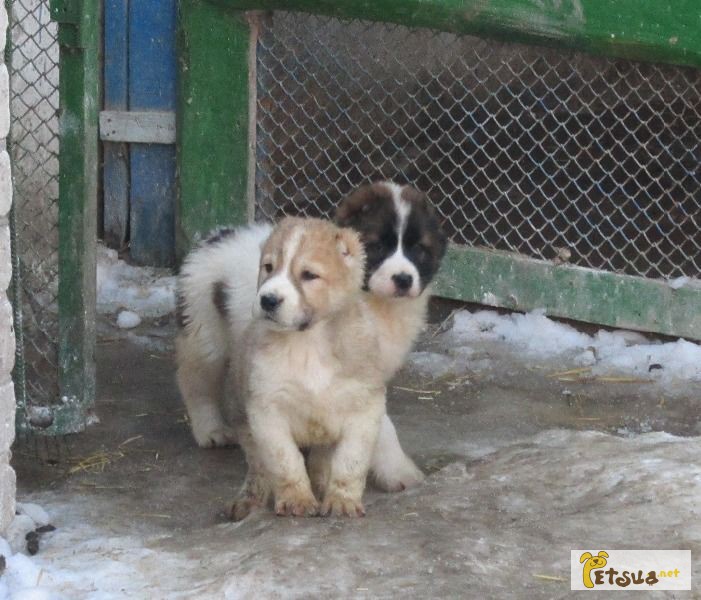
xmin=416 ymin=243 xmax=430 ymax=256
xmin=301 ymin=270 xmax=319 ymax=281
xmin=263 ymin=263 xmax=273 ymax=274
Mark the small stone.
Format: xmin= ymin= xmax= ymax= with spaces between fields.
xmin=26 ymin=531 xmax=39 ymax=555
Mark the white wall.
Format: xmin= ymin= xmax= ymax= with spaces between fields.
xmin=0 ymin=0 xmax=17 ymax=534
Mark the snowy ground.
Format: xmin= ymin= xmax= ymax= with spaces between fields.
xmin=8 ymin=255 xmax=701 ymax=598
xmin=411 ymin=309 xmax=701 ymax=397
xmin=10 ymin=430 xmax=701 ymax=599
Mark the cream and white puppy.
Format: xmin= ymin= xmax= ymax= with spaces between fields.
xmin=176 ymin=228 xmax=425 ymax=492
xmin=176 ymin=182 xmax=447 ymax=496
xmin=229 ymin=218 xmax=386 ymax=517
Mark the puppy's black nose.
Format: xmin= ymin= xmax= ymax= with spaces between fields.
xmin=260 ymin=293 xmax=281 ymax=312
xmin=392 ymin=272 xmax=413 ymax=292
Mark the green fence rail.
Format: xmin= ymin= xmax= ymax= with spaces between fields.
xmin=218 ymin=0 xmax=701 ymax=68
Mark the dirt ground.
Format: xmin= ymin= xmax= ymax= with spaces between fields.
xmin=12 ymin=301 xmax=701 ymax=598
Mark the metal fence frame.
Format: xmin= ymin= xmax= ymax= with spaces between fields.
xmin=9 ymin=0 xmax=98 ymax=435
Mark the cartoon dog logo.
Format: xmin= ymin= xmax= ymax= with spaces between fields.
xmin=580 ymin=551 xmax=609 ymax=588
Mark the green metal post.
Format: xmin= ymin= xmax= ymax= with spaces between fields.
xmin=50 ymin=0 xmax=99 ymax=433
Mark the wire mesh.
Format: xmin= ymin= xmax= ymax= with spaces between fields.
xmin=255 ymin=12 xmax=701 ymax=281
xmin=8 ymin=0 xmax=60 ymax=429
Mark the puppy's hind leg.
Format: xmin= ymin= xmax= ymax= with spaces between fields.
xmin=370 ymin=413 xmax=424 ymax=492
xmin=176 ymin=337 xmax=236 ymax=448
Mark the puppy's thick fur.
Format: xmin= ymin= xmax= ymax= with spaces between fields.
xmin=176 ymin=224 xmax=271 ymax=448
xmin=231 ymin=218 xmax=386 ymax=517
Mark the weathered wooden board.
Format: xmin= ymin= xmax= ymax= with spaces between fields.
xmin=435 ymin=245 xmax=701 ymax=340
xmin=103 ymin=0 xmax=129 ymax=249
xmin=100 ymin=111 xmax=177 ymax=144
xmin=177 ymin=1 xmax=251 ymax=256
xmin=130 ymin=143 xmax=177 ymax=267
xmin=218 ymin=0 xmax=701 ymax=68
xmin=128 ymin=0 xmax=177 ymax=266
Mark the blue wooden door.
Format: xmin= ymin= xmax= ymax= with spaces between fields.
xmin=103 ymin=0 xmax=177 ymax=267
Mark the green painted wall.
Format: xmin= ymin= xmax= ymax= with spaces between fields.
xmin=177 ymin=0 xmax=251 ymax=255
xmin=47 ymin=0 xmax=100 ymax=433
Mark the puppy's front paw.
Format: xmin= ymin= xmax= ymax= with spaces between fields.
xmin=194 ymin=425 xmax=238 ymax=448
xmin=274 ymin=488 xmax=319 ymax=517
xmin=373 ymin=458 xmax=424 ymax=493
xmin=320 ymin=493 xmax=365 ymax=518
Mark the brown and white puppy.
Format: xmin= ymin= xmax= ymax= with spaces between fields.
xmin=337 ymin=182 xmax=447 ymax=304
xmin=335 ymin=182 xmax=447 ymax=490
xmin=231 ymin=217 xmax=386 ymax=517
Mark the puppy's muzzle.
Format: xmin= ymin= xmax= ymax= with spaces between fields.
xmin=391 ymin=272 xmax=413 ymax=296
xmin=260 ymin=293 xmax=282 ymax=313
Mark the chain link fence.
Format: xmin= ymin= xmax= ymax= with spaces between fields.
xmin=255 ymin=12 xmax=700 ymax=281
xmin=8 ymin=0 xmax=60 ymax=431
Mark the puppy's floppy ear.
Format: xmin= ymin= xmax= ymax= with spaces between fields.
xmin=334 ymin=185 xmax=375 ymax=226
xmin=580 ymin=552 xmax=593 ymax=563
xmin=335 ymin=227 xmax=364 ymax=266
xmin=414 ymin=192 xmax=449 ymax=260
xmin=597 ymin=551 xmax=609 ymax=559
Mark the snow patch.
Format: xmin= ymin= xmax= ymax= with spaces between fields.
xmin=449 ymin=309 xmax=591 ymax=355
xmin=417 ymin=309 xmax=701 ymax=383
xmin=0 ymin=505 xmax=63 ymax=600
xmin=97 ymin=244 xmax=175 ymax=318
xmin=668 ymin=276 xmax=690 ymax=290
xmin=408 ymin=351 xmax=457 ymax=378
xmin=5 ymin=515 xmax=36 ymax=554
xmin=16 ymin=504 xmax=50 ymax=528
xmin=115 ymin=310 xmax=141 ymax=329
